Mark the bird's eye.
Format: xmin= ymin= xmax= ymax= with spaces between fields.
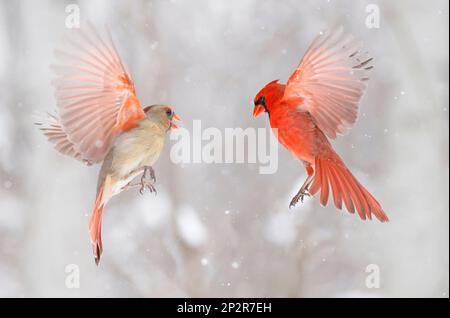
xmin=255 ymin=96 xmax=266 ymax=106
xmin=166 ymin=108 xmax=173 ymax=118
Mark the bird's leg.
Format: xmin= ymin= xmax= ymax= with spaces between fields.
xmin=121 ymin=166 xmax=157 ymax=195
xmin=140 ymin=166 xmax=156 ymax=184
xmin=148 ymin=166 xmax=156 ymax=184
xmin=122 ymin=181 xmax=157 ymax=195
xmin=289 ymin=163 xmax=314 ymax=209
xmin=289 ymin=175 xmax=313 ymax=208
xmin=139 ymin=167 xmax=148 ymax=194
xmin=138 ymin=166 xmax=157 ymax=195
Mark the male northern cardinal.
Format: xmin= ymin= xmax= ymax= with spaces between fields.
xmin=36 ymin=25 xmax=180 ymax=264
xmin=253 ymin=27 xmax=388 ymax=222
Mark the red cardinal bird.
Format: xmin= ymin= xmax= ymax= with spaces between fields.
xmin=36 ymin=25 xmax=180 ymax=264
xmin=253 ymin=27 xmax=388 ymax=222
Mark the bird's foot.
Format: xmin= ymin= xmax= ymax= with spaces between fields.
xmin=121 ymin=166 xmax=157 ymax=195
xmin=139 ymin=180 xmax=157 ymax=195
xmin=289 ymin=190 xmax=310 ymax=209
xmin=138 ymin=166 xmax=157 ymax=195
xmin=121 ymin=180 xmax=157 ymax=195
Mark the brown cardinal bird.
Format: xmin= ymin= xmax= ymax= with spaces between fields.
xmin=253 ymin=27 xmax=388 ymax=222
xmin=36 ymin=25 xmax=180 ymax=264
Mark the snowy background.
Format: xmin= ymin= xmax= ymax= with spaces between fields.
xmin=0 ymin=0 xmax=448 ymax=297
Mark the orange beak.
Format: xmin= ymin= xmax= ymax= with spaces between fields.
xmin=253 ymin=105 xmax=265 ymax=117
xmin=171 ymin=113 xmax=181 ymax=129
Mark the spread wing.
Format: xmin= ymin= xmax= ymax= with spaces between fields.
xmin=42 ymin=24 xmax=145 ymax=164
xmin=35 ymin=113 xmax=91 ymax=164
xmin=283 ymin=27 xmax=373 ymax=139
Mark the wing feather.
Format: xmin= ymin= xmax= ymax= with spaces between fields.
xmin=35 ymin=113 xmax=92 ymax=165
xmin=45 ymin=24 xmax=145 ymax=163
xmin=284 ymin=27 xmax=373 ymax=139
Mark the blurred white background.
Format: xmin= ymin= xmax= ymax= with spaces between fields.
xmin=0 ymin=0 xmax=448 ymax=297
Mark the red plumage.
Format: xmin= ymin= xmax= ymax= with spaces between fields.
xmin=253 ymin=27 xmax=388 ymax=222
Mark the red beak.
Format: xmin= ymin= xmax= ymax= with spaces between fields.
xmin=253 ymin=105 xmax=265 ymax=117
xmin=171 ymin=113 xmax=181 ymax=129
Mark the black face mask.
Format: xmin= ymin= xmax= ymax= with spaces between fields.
xmin=255 ymin=96 xmax=269 ymax=115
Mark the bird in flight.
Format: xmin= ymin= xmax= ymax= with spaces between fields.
xmin=36 ymin=25 xmax=180 ymax=264
xmin=253 ymin=27 xmax=388 ymax=222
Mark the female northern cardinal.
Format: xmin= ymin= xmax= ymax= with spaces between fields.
xmin=36 ymin=25 xmax=180 ymax=264
xmin=253 ymin=27 xmax=388 ymax=222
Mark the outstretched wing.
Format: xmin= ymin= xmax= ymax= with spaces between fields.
xmin=283 ymin=27 xmax=373 ymax=139
xmin=35 ymin=113 xmax=92 ymax=164
xmin=47 ymin=24 xmax=145 ymax=163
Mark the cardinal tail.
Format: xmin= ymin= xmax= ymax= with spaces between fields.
xmin=89 ymin=186 xmax=105 ymax=265
xmin=309 ymin=151 xmax=389 ymax=222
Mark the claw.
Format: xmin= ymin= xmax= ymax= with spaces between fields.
xmin=289 ymin=187 xmax=312 ymax=209
xmin=289 ymin=166 xmax=315 ymax=209
xmin=300 ymin=191 xmax=311 ymax=202
xmin=146 ymin=184 xmax=157 ymax=195
xmin=148 ymin=167 xmax=156 ymax=184
xmin=139 ymin=180 xmax=157 ymax=195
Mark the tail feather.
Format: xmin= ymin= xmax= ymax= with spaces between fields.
xmin=337 ymin=166 xmax=366 ymax=220
xmin=327 ymin=165 xmax=342 ymax=210
xmin=319 ymin=159 xmax=330 ymax=206
xmin=309 ymin=153 xmax=389 ymax=222
xmin=334 ymin=166 xmax=356 ymax=215
xmin=89 ymin=186 xmax=105 ymax=265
